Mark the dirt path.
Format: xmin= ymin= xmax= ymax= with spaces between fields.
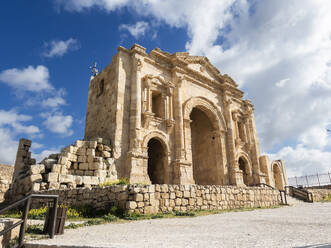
xmin=26 ymin=202 xmax=331 ymax=248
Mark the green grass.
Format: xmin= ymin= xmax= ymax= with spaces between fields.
xmin=99 ymin=178 xmax=129 ymax=187
xmin=320 ymin=194 xmax=331 ymax=202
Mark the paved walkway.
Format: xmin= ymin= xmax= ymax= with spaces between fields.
xmin=27 ymin=203 xmax=331 ymax=248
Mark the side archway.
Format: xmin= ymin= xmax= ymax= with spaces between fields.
xmin=237 ymin=153 xmax=252 ymax=186
xmin=142 ymin=131 xmax=170 ymax=184
xmin=272 ymin=162 xmax=284 ymax=190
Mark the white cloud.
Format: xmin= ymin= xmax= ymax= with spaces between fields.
xmin=0 ymin=65 xmax=53 ymax=92
xmin=32 ymin=147 xmax=61 ymax=164
xmin=275 ymin=78 xmax=290 ymax=88
xmin=55 ymin=0 xmax=129 ymax=12
xmin=42 ymin=112 xmax=73 ymax=136
xmin=41 ymin=96 xmax=66 ymax=108
xmin=0 ymin=109 xmax=40 ymax=135
xmin=270 ymin=145 xmax=331 ymax=177
xmin=0 ymin=128 xmax=18 ymax=165
xmin=119 ymin=21 xmax=149 ymax=39
xmin=56 ymin=0 xmax=331 ymax=176
xmin=43 ymin=38 xmax=80 ymax=58
xmin=0 ymin=109 xmax=41 ymax=165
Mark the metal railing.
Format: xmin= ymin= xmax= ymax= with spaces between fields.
xmin=285 ymin=186 xmax=313 ymax=203
xmin=0 ymin=194 xmax=58 ymax=248
xmin=288 ymin=172 xmax=331 ymax=187
xmin=250 ymin=183 xmax=287 ymax=205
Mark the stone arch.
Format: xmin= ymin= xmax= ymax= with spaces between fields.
xmin=237 ymin=152 xmax=252 ymax=186
xmin=183 ymin=97 xmax=227 ymax=185
xmin=272 ymin=162 xmax=284 ymax=190
xmin=183 ymin=96 xmax=227 ymax=132
xmin=142 ymin=131 xmax=170 ymax=153
xmin=142 ymin=131 xmax=170 ymax=184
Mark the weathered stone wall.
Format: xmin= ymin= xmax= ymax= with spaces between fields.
xmin=31 ymin=184 xmax=281 ymax=214
xmin=307 ymin=188 xmax=331 ymax=201
xmin=6 ymin=138 xmax=118 ymax=203
xmin=0 ymin=164 xmax=14 ymax=202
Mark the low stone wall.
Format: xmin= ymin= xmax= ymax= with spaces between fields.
xmin=307 ymin=188 xmax=331 ymax=201
xmin=31 ymin=184 xmax=281 ymax=214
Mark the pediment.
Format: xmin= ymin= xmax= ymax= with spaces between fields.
xmin=187 ymin=62 xmax=220 ymax=82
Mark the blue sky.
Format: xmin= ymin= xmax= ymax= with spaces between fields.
xmin=1 ymin=0 xmax=331 ymax=177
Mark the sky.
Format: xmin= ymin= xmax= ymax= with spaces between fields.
xmin=0 ymin=0 xmax=331 ymax=177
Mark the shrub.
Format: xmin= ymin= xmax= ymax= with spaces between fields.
xmin=28 ymin=207 xmax=48 ymax=219
xmin=123 ymin=212 xmax=143 ymax=220
xmin=102 ymin=213 xmax=118 ymax=222
xmin=99 ymin=178 xmax=129 ymax=187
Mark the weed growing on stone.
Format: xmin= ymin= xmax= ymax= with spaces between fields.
xmin=321 ymin=194 xmax=331 ymax=202
xmin=99 ymin=178 xmax=129 ymax=187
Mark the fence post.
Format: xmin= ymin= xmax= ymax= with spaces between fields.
xmin=328 ymin=171 xmax=331 ymax=184
xmin=317 ymin=173 xmax=320 ymax=186
xmin=306 ymin=176 xmax=309 ymax=187
xmin=295 ymin=176 xmax=298 ymax=187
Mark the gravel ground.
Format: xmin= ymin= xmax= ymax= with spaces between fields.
xmin=27 ymin=202 xmax=331 ymax=248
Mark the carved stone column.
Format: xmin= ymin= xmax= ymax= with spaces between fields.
xmin=172 ymin=73 xmax=194 ymax=184
xmin=223 ymin=91 xmax=238 ymax=185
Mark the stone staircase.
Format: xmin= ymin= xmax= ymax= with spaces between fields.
xmin=286 ymin=195 xmax=306 ymax=206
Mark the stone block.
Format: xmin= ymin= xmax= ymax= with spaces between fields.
xmin=175 ymin=198 xmax=181 ymax=206
xmin=59 ymin=175 xmax=74 ymax=183
xmin=30 ymin=174 xmax=42 ymax=183
xmin=32 ymin=183 xmax=40 ymax=191
xmin=79 ymin=163 xmax=89 ymax=170
xmin=48 ymin=182 xmax=60 ymax=189
xmin=91 ymin=176 xmax=99 ymax=185
xmin=94 ymin=170 xmax=107 ymax=177
xmin=126 ymin=201 xmax=137 ymax=210
xmin=118 ymin=192 xmax=128 ymax=200
xmin=134 ymin=194 xmax=144 ymax=201
xmin=58 ymin=156 xmax=68 ymax=165
xmin=88 ymin=141 xmax=97 ymax=149
xmin=75 ymin=140 xmax=85 ymax=147
xmin=78 ymin=155 xmax=87 ymax=163
xmin=102 ymin=151 xmax=111 ymax=158
xmin=103 ymin=145 xmax=111 ymax=152
xmin=51 ymin=164 xmax=61 ymax=173
xmin=183 ymin=191 xmax=190 ymax=198
xmin=30 ymin=164 xmax=45 ymax=175
xmin=91 ymin=162 xmax=103 ymax=170
xmin=160 ymin=184 xmax=168 ymax=192
xmin=137 ymin=202 xmax=144 ymax=208
xmin=74 ymin=176 xmax=83 ymax=185
xmin=85 ymin=171 xmax=94 ymax=176
xmin=47 ymin=173 xmax=59 ymax=182
xmin=87 ymin=155 xmax=94 ymax=163
xmin=82 ymin=176 xmax=92 ymax=185
xmin=75 ymin=170 xmax=84 ymax=176
xmin=87 ymin=149 xmax=95 ymax=156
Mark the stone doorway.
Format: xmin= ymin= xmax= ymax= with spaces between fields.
xmin=239 ymin=157 xmax=249 ymax=186
xmin=147 ymin=138 xmax=165 ymax=184
xmin=190 ymin=107 xmax=218 ymax=185
xmin=273 ymin=164 xmax=283 ymax=190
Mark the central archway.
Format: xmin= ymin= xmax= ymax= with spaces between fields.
xmin=147 ymin=138 xmax=166 ymax=184
xmin=190 ymin=107 xmax=218 ymax=185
